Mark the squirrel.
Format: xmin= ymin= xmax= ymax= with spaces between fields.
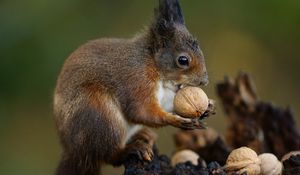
xmin=54 ymin=0 xmax=212 ymax=174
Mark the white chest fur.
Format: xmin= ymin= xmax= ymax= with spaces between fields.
xmin=156 ymin=81 xmax=176 ymax=112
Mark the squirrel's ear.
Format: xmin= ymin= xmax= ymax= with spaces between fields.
xmin=156 ymin=0 xmax=185 ymax=25
xmin=150 ymin=0 xmax=185 ymax=49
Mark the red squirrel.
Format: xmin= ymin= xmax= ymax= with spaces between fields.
xmin=54 ymin=0 xmax=211 ymax=174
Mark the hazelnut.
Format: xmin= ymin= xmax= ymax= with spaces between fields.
xmin=174 ymin=87 xmax=209 ymax=118
xmin=225 ymin=147 xmax=261 ymax=175
xmin=259 ymin=153 xmax=282 ymax=175
xmin=171 ymin=149 xmax=200 ymax=167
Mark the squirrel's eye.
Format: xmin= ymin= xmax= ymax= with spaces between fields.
xmin=176 ymin=55 xmax=190 ymax=69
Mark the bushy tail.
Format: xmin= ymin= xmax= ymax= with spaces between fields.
xmin=55 ymin=154 xmax=100 ymax=175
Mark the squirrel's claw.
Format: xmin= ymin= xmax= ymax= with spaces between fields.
xmin=169 ymin=114 xmax=206 ymax=130
xmin=168 ymin=99 xmax=216 ymax=130
xmin=125 ymin=139 xmax=154 ymax=162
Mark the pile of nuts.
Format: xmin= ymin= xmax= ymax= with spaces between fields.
xmin=171 ymin=146 xmax=300 ymax=175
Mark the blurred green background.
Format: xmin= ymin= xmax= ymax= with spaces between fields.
xmin=1 ymin=0 xmax=300 ymax=174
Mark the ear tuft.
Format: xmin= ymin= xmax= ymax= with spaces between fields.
xmin=156 ymin=0 xmax=185 ymax=24
xmin=149 ymin=0 xmax=185 ymax=51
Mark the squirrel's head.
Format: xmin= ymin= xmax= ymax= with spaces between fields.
xmin=149 ymin=0 xmax=208 ymax=89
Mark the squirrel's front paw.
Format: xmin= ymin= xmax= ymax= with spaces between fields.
xmin=168 ymin=114 xmax=206 ymax=130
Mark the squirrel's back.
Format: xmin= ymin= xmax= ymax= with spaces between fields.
xmin=54 ymin=35 xmax=159 ymax=128
xmin=57 ymin=37 xmax=150 ymax=88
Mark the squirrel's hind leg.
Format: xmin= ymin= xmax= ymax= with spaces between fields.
xmin=110 ymin=127 xmax=157 ymax=166
xmin=56 ymin=92 xmax=128 ymax=175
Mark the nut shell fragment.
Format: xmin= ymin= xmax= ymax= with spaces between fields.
xmin=281 ymin=151 xmax=300 ymax=162
xmin=171 ymin=149 xmax=200 ymax=167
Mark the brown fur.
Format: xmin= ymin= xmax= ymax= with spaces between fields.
xmin=54 ymin=0 xmax=208 ymax=174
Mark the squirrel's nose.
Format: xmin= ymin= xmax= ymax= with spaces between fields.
xmin=193 ymin=73 xmax=209 ymax=86
xmin=199 ymin=76 xmax=209 ymax=86
xmin=200 ymin=78 xmax=209 ymax=86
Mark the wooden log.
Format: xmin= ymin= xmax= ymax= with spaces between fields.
xmin=216 ymin=72 xmax=300 ymax=158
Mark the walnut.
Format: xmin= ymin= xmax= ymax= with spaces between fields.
xmin=258 ymin=153 xmax=282 ymax=175
xmin=174 ymin=87 xmax=209 ymax=118
xmin=225 ymin=147 xmax=261 ymax=175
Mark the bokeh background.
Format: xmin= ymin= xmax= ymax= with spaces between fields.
xmin=1 ymin=0 xmax=300 ymax=174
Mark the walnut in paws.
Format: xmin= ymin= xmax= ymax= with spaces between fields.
xmin=174 ymin=86 xmax=210 ymax=118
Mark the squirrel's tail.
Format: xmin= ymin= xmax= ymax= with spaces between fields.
xmin=55 ymin=153 xmax=100 ymax=175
